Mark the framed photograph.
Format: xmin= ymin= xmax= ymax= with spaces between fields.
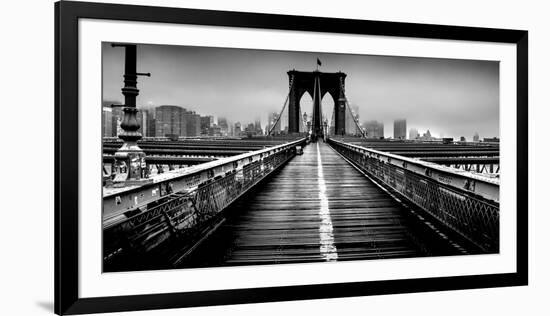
xmin=55 ymin=1 xmax=528 ymax=314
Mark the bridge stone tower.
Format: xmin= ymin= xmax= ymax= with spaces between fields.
xmin=287 ymin=70 xmax=347 ymax=137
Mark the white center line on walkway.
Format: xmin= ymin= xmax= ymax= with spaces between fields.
xmin=316 ymin=142 xmax=338 ymax=261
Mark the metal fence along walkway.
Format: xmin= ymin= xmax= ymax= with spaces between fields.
xmin=181 ymin=142 xmax=464 ymax=267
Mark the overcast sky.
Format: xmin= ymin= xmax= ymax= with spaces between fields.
xmin=102 ymin=43 xmax=499 ymax=139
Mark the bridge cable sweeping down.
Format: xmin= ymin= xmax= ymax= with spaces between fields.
xmin=268 ymin=76 xmax=295 ymax=136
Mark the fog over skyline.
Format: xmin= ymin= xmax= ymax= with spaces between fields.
xmin=102 ymin=43 xmax=499 ymax=139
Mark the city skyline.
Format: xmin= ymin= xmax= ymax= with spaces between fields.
xmin=103 ymin=101 xmax=493 ymax=140
xmin=102 ymin=43 xmax=499 ymax=139
xmin=102 ymin=101 xmax=268 ymax=138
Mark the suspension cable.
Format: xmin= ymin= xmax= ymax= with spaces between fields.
xmin=268 ymin=76 xmax=294 ymax=136
xmin=344 ymin=99 xmax=366 ymax=138
xmin=339 ymin=80 xmax=367 ymax=139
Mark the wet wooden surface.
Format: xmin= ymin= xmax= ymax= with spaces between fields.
xmin=182 ymin=141 xmax=459 ymax=267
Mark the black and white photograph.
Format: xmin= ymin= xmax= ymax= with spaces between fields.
xmin=4 ymin=0 xmax=547 ymax=314
xmin=102 ymin=42 xmax=500 ymax=273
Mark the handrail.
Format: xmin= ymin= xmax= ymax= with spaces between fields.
xmin=328 ymin=137 xmax=499 ymax=252
xmin=103 ymin=138 xmax=306 ymax=224
xmin=328 ymin=138 xmax=499 ymax=202
xmin=103 ymin=138 xmax=305 ymax=269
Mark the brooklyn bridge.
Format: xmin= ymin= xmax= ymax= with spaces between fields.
xmin=102 ymin=44 xmax=499 ymax=272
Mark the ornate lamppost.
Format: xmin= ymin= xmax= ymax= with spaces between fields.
xmin=110 ymin=44 xmax=152 ymax=187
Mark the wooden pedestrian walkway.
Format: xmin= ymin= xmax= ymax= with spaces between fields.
xmin=182 ymin=141 xmax=454 ymax=267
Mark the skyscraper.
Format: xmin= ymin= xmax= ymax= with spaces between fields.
xmin=267 ymin=112 xmax=281 ymax=134
xmin=146 ymin=110 xmax=156 ymax=137
xmin=218 ymin=117 xmax=229 ymax=136
xmin=182 ymin=110 xmax=201 ymax=137
xmin=102 ymin=101 xmax=124 ymax=137
xmin=409 ymin=128 xmax=419 ymax=140
xmin=393 ymin=119 xmax=407 ymax=140
xmin=364 ymin=120 xmax=384 ymax=139
xmin=112 ymin=107 xmax=124 ymax=137
xmin=155 ymin=105 xmax=186 ymax=137
xmin=208 ymin=124 xmax=221 ymax=136
xmin=228 ymin=120 xmax=235 ymax=136
xmin=136 ymin=108 xmax=149 ymax=137
xmin=245 ymin=123 xmax=257 ymax=136
xmin=234 ymin=122 xmax=242 ymax=136
xmin=254 ymin=119 xmax=262 ymax=135
xmin=102 ymin=107 xmax=113 ymax=137
xmin=473 ymin=132 xmax=480 ymax=142
xmin=200 ymin=116 xmax=214 ymax=135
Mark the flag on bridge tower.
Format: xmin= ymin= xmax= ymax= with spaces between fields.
xmin=317 ymin=58 xmax=322 ymax=66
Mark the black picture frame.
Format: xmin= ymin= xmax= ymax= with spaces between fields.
xmin=55 ymin=1 xmax=528 ymax=314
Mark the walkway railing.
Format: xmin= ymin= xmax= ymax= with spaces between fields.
xmin=327 ymin=138 xmax=499 ymax=253
xmin=103 ymin=138 xmax=306 ymax=269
